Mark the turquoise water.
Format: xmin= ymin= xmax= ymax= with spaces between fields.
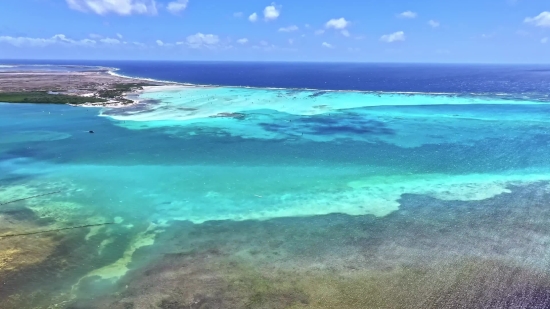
xmin=3 ymin=86 xmax=550 ymax=308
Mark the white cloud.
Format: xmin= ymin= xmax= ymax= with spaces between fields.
xmin=525 ymin=12 xmax=550 ymax=27
xmin=398 ymin=11 xmax=417 ymax=18
xmin=288 ymin=39 xmax=294 ymax=45
xmin=186 ymin=32 xmax=219 ymax=48
xmin=116 ymin=33 xmax=123 ymax=39
xmin=348 ymin=47 xmax=360 ymax=52
xmin=279 ymin=25 xmax=298 ymax=32
xmin=260 ymin=40 xmax=269 ymax=46
xmin=542 ymin=37 xmax=549 ymax=44
xmin=100 ymin=37 xmax=121 ymax=44
xmin=237 ymin=38 xmax=248 ymax=44
xmin=428 ymin=20 xmax=440 ymax=28
xmin=264 ymin=3 xmax=280 ymax=21
xmin=322 ymin=42 xmax=334 ymax=48
xmin=80 ymin=39 xmax=97 ymax=45
xmin=249 ymin=12 xmax=258 ymax=22
xmin=167 ymin=0 xmax=188 ymax=14
xmin=66 ymin=0 xmax=157 ymax=15
xmin=0 ymin=34 xmax=97 ymax=47
xmin=52 ymin=34 xmax=74 ymax=43
xmin=0 ymin=36 xmax=53 ymax=47
xmin=155 ymin=40 xmax=174 ymax=47
xmin=89 ymin=33 xmax=103 ymax=39
xmin=305 ymin=24 xmax=311 ymax=28
xmin=315 ymin=29 xmax=325 ymax=35
xmin=54 ymin=34 xmax=97 ymax=46
xmin=380 ymin=31 xmax=405 ymax=43
xmin=326 ymin=18 xmax=350 ymax=29
xmin=341 ymin=30 xmax=350 ymax=37
xmin=233 ymin=12 xmax=243 ymax=18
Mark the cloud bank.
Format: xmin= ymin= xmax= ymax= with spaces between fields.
xmin=66 ymin=0 xmax=157 ymax=15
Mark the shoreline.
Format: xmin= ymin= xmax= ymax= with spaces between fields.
xmin=0 ymin=65 xmax=547 ymax=109
xmin=77 ymin=84 xmax=202 ymax=108
xmin=0 ymin=68 xmax=181 ymax=108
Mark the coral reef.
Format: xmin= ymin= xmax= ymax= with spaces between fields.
xmin=66 ymin=182 xmax=550 ymax=309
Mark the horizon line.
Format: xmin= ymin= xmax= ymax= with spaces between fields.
xmin=1 ymin=59 xmax=550 ymax=66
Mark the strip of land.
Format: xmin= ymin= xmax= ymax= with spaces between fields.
xmin=0 ymin=68 xmax=168 ymax=107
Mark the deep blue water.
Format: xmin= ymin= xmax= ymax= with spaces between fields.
xmin=3 ymin=59 xmax=550 ymax=94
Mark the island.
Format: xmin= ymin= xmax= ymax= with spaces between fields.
xmin=0 ymin=67 xmax=166 ymax=107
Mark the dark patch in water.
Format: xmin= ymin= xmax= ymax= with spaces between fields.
xmin=313 ymin=104 xmax=328 ymax=109
xmin=0 ymin=173 xmax=34 ymax=183
xmin=209 ymin=112 xmax=246 ymax=120
xmin=309 ymin=91 xmax=328 ymax=98
xmin=0 ymin=207 xmax=36 ymax=221
xmin=260 ymin=115 xmax=394 ymax=136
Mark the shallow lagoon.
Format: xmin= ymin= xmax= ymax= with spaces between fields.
xmin=2 ymin=86 xmax=550 ymax=308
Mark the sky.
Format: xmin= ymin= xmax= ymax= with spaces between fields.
xmin=0 ymin=0 xmax=549 ymax=63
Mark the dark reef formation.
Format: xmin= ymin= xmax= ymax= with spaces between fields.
xmin=42 ymin=182 xmax=550 ymax=309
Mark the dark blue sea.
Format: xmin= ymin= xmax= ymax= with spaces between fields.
xmin=3 ymin=59 xmax=550 ymax=95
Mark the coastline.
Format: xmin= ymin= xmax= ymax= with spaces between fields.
xmin=0 ymin=65 xmax=546 ymax=109
xmin=0 ymin=67 xmax=180 ymax=108
xmin=84 ymin=84 xmax=202 ymax=108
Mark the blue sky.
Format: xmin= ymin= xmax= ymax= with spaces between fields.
xmin=1 ymin=0 xmax=549 ymax=63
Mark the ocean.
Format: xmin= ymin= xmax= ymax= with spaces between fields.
xmin=5 ymin=59 xmax=550 ymax=94
xmin=2 ymin=61 xmax=550 ymax=308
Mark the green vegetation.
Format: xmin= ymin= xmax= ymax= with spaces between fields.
xmin=0 ymin=92 xmax=106 ymax=105
xmin=0 ymin=83 xmax=155 ymax=105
